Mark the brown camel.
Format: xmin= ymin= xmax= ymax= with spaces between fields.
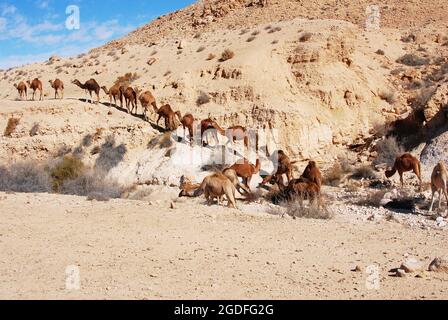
xmin=229 ymin=158 xmax=261 ymax=191
xmin=259 ymin=150 xmax=296 ymax=187
xmin=27 ymin=78 xmax=43 ymax=101
xmin=178 ymin=112 xmax=195 ymax=145
xmin=199 ymin=172 xmax=237 ymax=209
xmin=300 ymin=160 xmax=323 ymax=189
xmin=429 ymin=161 xmax=448 ymax=213
xmin=48 ymin=79 xmax=64 ymax=100
xmin=385 ymin=153 xmax=422 ymax=190
xmin=155 ymin=104 xmax=178 ymax=131
xmin=201 ymin=118 xmax=220 ymax=146
xmin=121 ymin=86 xmax=138 ymax=114
xmin=281 ymin=179 xmax=322 ymax=216
xmin=178 ymin=182 xmax=203 ymax=198
xmin=14 ymin=82 xmax=27 ymax=100
xmin=137 ymin=90 xmax=157 ymax=121
xmin=72 ymin=79 xmax=100 ymax=104
xmin=101 ymin=84 xmax=123 ymax=107
xmin=212 ymin=122 xmax=249 ymax=148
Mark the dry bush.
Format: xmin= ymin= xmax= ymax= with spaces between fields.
xmin=355 ymin=190 xmax=387 ymax=208
xmin=378 ymin=89 xmax=398 ymax=104
xmin=219 ymin=49 xmax=235 ymax=62
xmin=150 ymin=50 xmax=158 ymax=56
xmin=196 ymin=91 xmax=211 ymax=106
xmin=239 ymin=28 xmax=249 ymax=35
xmin=149 ymin=132 xmax=173 ymax=149
xmin=251 ymin=30 xmax=260 ymax=36
xmin=3 ymin=117 xmax=20 ymax=137
xmin=351 ymin=165 xmax=377 ymax=180
xmin=285 ymin=199 xmax=333 ymax=220
xmin=107 ymin=51 xmax=116 ymax=57
xmin=299 ymin=32 xmax=313 ymax=42
xmin=194 ymin=32 xmax=201 ymax=39
xmin=164 ymin=70 xmax=172 ymax=77
xmin=374 ymin=137 xmax=404 ymax=165
xmin=247 ymin=36 xmax=256 ymax=42
xmin=29 ymin=123 xmax=40 ymax=137
xmin=206 ymin=53 xmax=216 ymax=61
xmin=397 ymin=53 xmax=430 ymax=66
xmin=197 ymin=46 xmax=206 ymax=53
xmin=50 ymin=156 xmax=85 ymax=192
xmin=325 ymin=158 xmax=353 ymax=186
xmin=376 ymin=49 xmax=385 ymax=55
xmin=0 ymin=162 xmax=52 ymax=193
xmin=114 ymin=72 xmax=140 ymax=86
xmin=272 ymin=40 xmax=279 ymax=44
xmin=268 ymin=26 xmax=282 ymax=34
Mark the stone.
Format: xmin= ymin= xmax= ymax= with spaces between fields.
xmin=428 ymin=257 xmax=448 ymax=273
xmin=170 ymin=202 xmax=175 ymax=209
xmin=400 ymin=256 xmax=425 ymax=273
xmin=49 ymin=55 xmax=61 ymax=63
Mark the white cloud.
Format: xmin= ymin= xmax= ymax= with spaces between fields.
xmin=1 ymin=4 xmax=17 ymax=16
xmin=36 ymin=1 xmax=50 ymax=9
xmin=0 ymin=17 xmax=6 ymax=31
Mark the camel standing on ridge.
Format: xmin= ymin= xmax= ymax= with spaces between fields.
xmin=14 ymin=82 xmax=27 ymax=100
xmin=199 ymin=172 xmax=238 ymax=209
xmin=385 ymin=153 xmax=422 ymax=191
xmin=429 ymin=161 xmax=448 ymax=213
xmin=72 ymin=79 xmax=100 ymax=104
xmin=229 ymin=158 xmax=261 ymax=191
xmin=48 ymin=79 xmax=64 ymax=100
xmin=137 ymin=90 xmax=157 ymax=121
xmin=178 ymin=112 xmax=195 ymax=145
xmin=155 ymin=104 xmax=179 ymax=131
xmin=121 ymin=87 xmax=138 ymax=114
xmin=27 ymin=78 xmax=43 ymax=101
xmin=101 ymin=84 xmax=123 ymax=107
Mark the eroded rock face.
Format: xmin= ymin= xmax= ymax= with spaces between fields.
xmin=421 ymin=130 xmax=448 ymax=168
xmin=423 ymin=83 xmax=448 ymax=127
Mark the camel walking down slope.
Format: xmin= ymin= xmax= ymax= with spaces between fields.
xmin=121 ymin=87 xmax=138 ymax=114
xmin=72 ymin=79 xmax=100 ymax=104
xmin=385 ymin=153 xmax=422 ymax=191
xmin=177 ymin=112 xmax=195 ymax=145
xmin=155 ymin=104 xmax=179 ymax=131
xmin=49 ymin=79 xmax=64 ymax=100
xmin=27 ymin=78 xmax=43 ymax=101
xmin=229 ymin=158 xmax=261 ymax=191
xmin=429 ymin=161 xmax=448 ymax=213
xmin=137 ymin=90 xmax=157 ymax=121
xmin=101 ymin=84 xmax=123 ymax=107
xmin=14 ymin=82 xmax=27 ymax=100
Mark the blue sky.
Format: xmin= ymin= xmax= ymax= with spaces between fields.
xmin=0 ymin=0 xmax=196 ymax=69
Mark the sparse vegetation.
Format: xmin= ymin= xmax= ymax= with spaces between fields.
xmin=29 ymin=123 xmax=40 ymax=137
xmin=197 ymin=46 xmax=206 ymax=53
xmin=247 ymin=36 xmax=256 ymax=42
xmin=0 ymin=161 xmax=52 ymax=193
xmin=114 ymin=72 xmax=140 ymax=87
xmin=285 ymin=199 xmax=333 ymax=220
xmin=397 ymin=53 xmax=430 ymax=66
xmin=219 ymin=49 xmax=235 ymax=62
xmin=299 ymin=32 xmax=313 ymax=42
xmin=351 ymin=165 xmax=377 ymax=180
xmin=374 ymin=137 xmax=404 ymax=165
xmin=378 ymin=89 xmax=398 ymax=104
xmin=50 ymin=156 xmax=85 ymax=192
xmin=206 ymin=53 xmax=216 ymax=61
xmin=356 ymin=190 xmax=388 ymax=208
xmin=196 ymin=91 xmax=211 ymax=106
xmin=3 ymin=117 xmax=20 ymax=137
xmin=251 ymin=30 xmax=260 ymax=36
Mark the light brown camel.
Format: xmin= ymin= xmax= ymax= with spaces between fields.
xmin=72 ymin=79 xmax=100 ymax=104
xmin=14 ymin=82 xmax=27 ymax=100
xmin=177 ymin=112 xmax=195 ymax=145
xmin=27 ymin=78 xmax=43 ymax=101
xmin=121 ymin=86 xmax=138 ymax=114
xmin=259 ymin=150 xmax=296 ymax=187
xmin=199 ymin=172 xmax=238 ymax=209
xmin=48 ymin=79 xmax=64 ymax=100
xmin=222 ymin=168 xmax=251 ymax=195
xmin=429 ymin=161 xmax=448 ymax=213
xmin=385 ymin=153 xmax=422 ymax=191
xmin=229 ymin=158 xmax=261 ymax=191
xmin=212 ymin=122 xmax=249 ymax=148
xmin=137 ymin=90 xmax=157 ymax=121
xmin=300 ymin=160 xmax=323 ymax=189
xmin=101 ymin=84 xmax=123 ymax=107
xmin=155 ymin=104 xmax=178 ymax=131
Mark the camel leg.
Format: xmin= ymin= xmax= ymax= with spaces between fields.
xmin=40 ymin=89 xmax=43 ymax=101
xmin=96 ymin=92 xmax=99 ymax=105
xmin=429 ymin=191 xmax=436 ymax=212
xmin=61 ymin=89 xmax=64 ymax=100
xmin=438 ymin=190 xmax=443 ymax=211
xmin=399 ymin=172 xmax=404 ymax=188
xmin=156 ymin=115 xmax=162 ymax=127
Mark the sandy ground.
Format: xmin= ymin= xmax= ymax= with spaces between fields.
xmin=1 ymin=192 xmax=447 ymax=300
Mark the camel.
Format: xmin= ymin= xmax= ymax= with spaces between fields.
xmin=178 ymin=182 xmax=203 ymax=197
xmin=48 ymin=79 xmax=64 ymax=100
xmin=178 ymin=113 xmax=195 ymax=145
xmin=259 ymin=150 xmax=296 ymax=187
xmin=222 ymin=168 xmax=251 ymax=195
xmin=300 ymin=161 xmax=323 ymax=189
xmin=14 ymin=82 xmax=27 ymax=100
xmin=26 ymin=78 xmax=43 ymax=101
xmin=121 ymin=86 xmax=138 ymax=114
xmin=199 ymin=172 xmax=238 ymax=209
xmin=281 ymin=179 xmax=322 ymax=216
xmin=212 ymin=122 xmax=249 ymax=149
xmin=229 ymin=158 xmax=261 ymax=191
xmin=385 ymin=153 xmax=422 ymax=191
xmin=101 ymin=84 xmax=123 ymax=107
xmin=155 ymin=104 xmax=179 ymax=131
xmin=201 ymin=118 xmax=220 ymax=146
xmin=429 ymin=161 xmax=448 ymax=213
xmin=137 ymin=90 xmax=157 ymax=121
xmin=72 ymin=79 xmax=100 ymax=104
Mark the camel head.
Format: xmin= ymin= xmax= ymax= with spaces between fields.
xmin=13 ymin=83 xmax=18 ymax=89
xmin=26 ymin=80 xmax=31 ymax=86
xmin=255 ymin=158 xmax=261 ymax=173
xmin=71 ymin=79 xmax=81 ymax=85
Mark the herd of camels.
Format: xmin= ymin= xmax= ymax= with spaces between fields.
xmin=13 ymin=78 xmax=448 ymax=214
